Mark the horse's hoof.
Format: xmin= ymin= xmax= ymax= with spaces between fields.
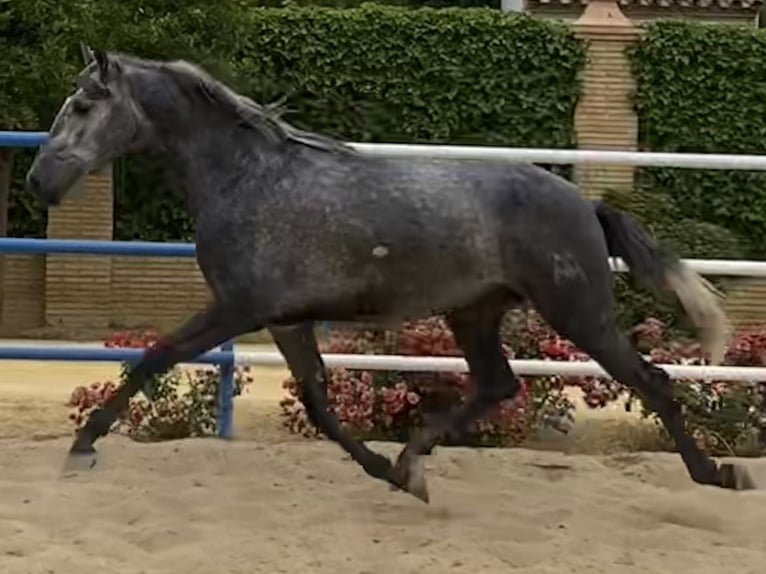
xmin=719 ymin=463 xmax=757 ymax=490
xmin=542 ymin=414 xmax=575 ymax=435
xmin=69 ymin=442 xmax=96 ymax=456
xmin=390 ymin=450 xmax=430 ymax=504
xmin=60 ymin=448 xmax=98 ymax=476
xmin=69 ymin=433 xmax=97 ymax=455
xmin=60 ymin=433 xmax=99 ymax=472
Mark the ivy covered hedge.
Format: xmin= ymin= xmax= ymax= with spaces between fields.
xmin=115 ymin=6 xmax=587 ymax=241
xmin=2 ymin=0 xmax=256 ymax=238
xmin=248 ymin=0 xmax=500 ymax=6
xmin=600 ymin=21 xmax=766 ymax=331
xmin=1 ymin=2 xmax=587 ymax=240
xmin=1 ymin=0 xmax=97 ymax=237
xmin=628 ymin=21 xmax=766 ymax=260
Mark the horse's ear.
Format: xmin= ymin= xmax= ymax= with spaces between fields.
xmin=79 ymin=42 xmax=94 ymax=65
xmin=93 ymin=49 xmax=110 ymax=80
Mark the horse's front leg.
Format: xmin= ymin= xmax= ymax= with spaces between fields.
xmin=70 ymin=302 xmax=255 ymax=456
xmin=269 ymin=323 xmax=395 ymax=487
xmin=390 ymin=304 xmax=517 ymax=503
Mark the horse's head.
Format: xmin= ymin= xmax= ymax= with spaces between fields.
xmin=26 ymin=49 xmax=149 ymax=206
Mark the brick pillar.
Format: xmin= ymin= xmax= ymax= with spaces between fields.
xmin=573 ymin=0 xmax=640 ymax=200
xmin=45 ymin=166 xmax=113 ymax=332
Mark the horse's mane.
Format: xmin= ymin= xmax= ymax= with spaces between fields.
xmin=113 ymin=53 xmax=356 ymax=155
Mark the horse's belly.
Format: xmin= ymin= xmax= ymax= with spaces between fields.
xmin=364 ymin=266 xmax=504 ymax=321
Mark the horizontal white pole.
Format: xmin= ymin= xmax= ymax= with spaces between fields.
xmin=611 ymin=257 xmax=766 ymax=277
xmin=8 ymin=131 xmax=766 ymax=171
xmin=235 ymin=351 xmax=766 ymax=383
xmin=350 ymin=142 xmax=766 ymax=171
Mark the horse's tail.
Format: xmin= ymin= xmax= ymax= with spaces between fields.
xmin=593 ymin=200 xmax=730 ymax=364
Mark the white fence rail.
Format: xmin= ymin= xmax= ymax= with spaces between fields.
xmin=10 ymin=131 xmax=766 ymax=170
xmin=235 ymin=351 xmax=766 ymax=382
xmin=611 ymin=258 xmax=766 ymax=277
xmin=350 ymin=142 xmax=766 ymax=171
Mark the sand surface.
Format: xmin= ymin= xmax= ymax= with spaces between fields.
xmin=1 ymin=342 xmax=766 ymax=573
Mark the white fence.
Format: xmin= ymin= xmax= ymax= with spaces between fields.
xmin=610 ymin=258 xmax=766 ymax=278
xmin=235 ymin=351 xmax=766 ymax=382
xmin=350 ymin=142 xmax=766 ymax=171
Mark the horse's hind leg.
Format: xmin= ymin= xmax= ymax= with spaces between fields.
xmin=530 ymin=283 xmax=754 ymax=490
xmin=391 ymin=297 xmax=520 ymax=502
xmin=269 ymin=323 xmax=394 ymax=486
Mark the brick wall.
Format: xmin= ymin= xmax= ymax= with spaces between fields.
xmin=721 ymin=280 xmax=766 ymax=325
xmin=44 ymin=168 xmax=113 ymax=332
xmin=110 ymin=257 xmax=210 ymax=331
xmin=527 ymin=0 xmax=759 ymax=26
xmin=0 ymin=255 xmax=45 ymax=335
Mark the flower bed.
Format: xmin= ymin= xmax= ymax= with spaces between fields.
xmin=66 ymin=314 xmax=766 ymax=457
xmin=280 ymin=313 xmax=766 ymax=456
xmin=67 ymin=330 xmax=253 ymax=442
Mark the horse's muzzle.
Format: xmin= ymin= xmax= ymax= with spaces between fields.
xmin=25 ymin=149 xmax=84 ymax=207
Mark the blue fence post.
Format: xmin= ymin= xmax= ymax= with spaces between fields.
xmin=218 ymin=340 xmax=235 ymax=439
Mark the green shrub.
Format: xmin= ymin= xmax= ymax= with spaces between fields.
xmin=2 ymin=3 xmax=587 ymax=239
xmin=246 ymin=0 xmax=501 ymax=6
xmin=628 ymin=21 xmax=766 ymax=258
xmin=114 ymin=6 xmax=587 ymax=241
xmin=611 ymin=21 xmax=766 ymax=329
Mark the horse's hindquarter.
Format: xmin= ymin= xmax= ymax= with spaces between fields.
xmin=490 ymin=164 xmax=615 ymax=297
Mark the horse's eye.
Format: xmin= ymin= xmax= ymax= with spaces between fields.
xmin=72 ymin=99 xmax=92 ymax=116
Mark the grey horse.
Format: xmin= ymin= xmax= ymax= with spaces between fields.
xmin=25 ymin=49 xmax=755 ymax=501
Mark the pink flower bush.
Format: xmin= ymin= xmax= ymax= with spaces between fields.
xmin=280 ymin=313 xmax=766 ymax=455
xmin=68 ymin=329 xmax=253 ymax=441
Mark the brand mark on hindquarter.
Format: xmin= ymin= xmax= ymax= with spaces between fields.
xmin=552 ymin=253 xmax=586 ymax=285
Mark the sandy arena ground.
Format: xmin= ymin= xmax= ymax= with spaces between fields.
xmin=1 ymin=342 xmax=766 ymax=573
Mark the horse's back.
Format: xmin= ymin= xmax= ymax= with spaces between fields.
xmin=345 ymin=154 xmax=613 ymax=302
xmin=348 ymin=154 xmax=607 ymax=257
xmin=300 ymin=151 xmax=611 ymax=279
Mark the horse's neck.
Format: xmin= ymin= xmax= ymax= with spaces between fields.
xmin=163 ymin=122 xmax=279 ymax=217
xmin=132 ymin=74 xmax=284 ymax=215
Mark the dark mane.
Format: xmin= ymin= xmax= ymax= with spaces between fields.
xmin=112 ymin=53 xmax=357 ymax=156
